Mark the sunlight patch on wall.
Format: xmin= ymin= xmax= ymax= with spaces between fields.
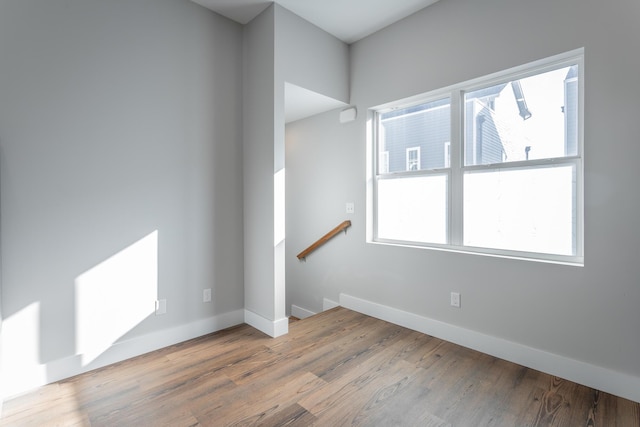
xmin=1 ymin=302 xmax=46 ymax=397
xmin=75 ymin=231 xmax=158 ymax=366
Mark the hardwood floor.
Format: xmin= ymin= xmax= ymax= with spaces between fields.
xmin=1 ymin=307 xmax=638 ymax=426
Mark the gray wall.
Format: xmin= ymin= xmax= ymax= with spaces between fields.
xmin=276 ymin=6 xmax=350 ymax=106
xmin=286 ymin=0 xmax=640 ymax=393
xmin=0 ymin=200 xmax=2 ymax=406
xmin=243 ymin=4 xmax=349 ymax=334
xmin=243 ymin=5 xmax=277 ymax=325
xmin=0 ymin=0 xmax=244 ymax=396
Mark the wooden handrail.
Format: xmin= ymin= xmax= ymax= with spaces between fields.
xmin=297 ymin=220 xmax=352 ymax=260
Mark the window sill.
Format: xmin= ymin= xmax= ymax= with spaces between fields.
xmin=369 ymin=239 xmax=584 ymax=267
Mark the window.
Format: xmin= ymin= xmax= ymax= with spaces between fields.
xmin=371 ymin=49 xmax=583 ymax=265
xmin=406 ymin=147 xmax=421 ymax=171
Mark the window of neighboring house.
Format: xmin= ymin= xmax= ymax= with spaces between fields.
xmin=444 ymin=142 xmax=451 ymax=168
xmin=406 ymin=147 xmax=421 ymax=171
xmin=371 ymin=48 xmax=584 ymax=265
xmin=380 ymin=151 xmax=390 ymax=174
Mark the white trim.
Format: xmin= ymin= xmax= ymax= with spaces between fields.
xmin=244 ymin=309 xmax=288 ymax=338
xmin=339 ymin=293 xmax=640 ymax=403
xmin=2 ymin=310 xmax=244 ymax=399
xmin=443 ymin=141 xmax=451 ymax=168
xmin=291 ymin=304 xmax=316 ymax=319
xmin=371 ymin=48 xmax=585 ymax=266
xmin=289 ymin=299 xmax=340 ymax=319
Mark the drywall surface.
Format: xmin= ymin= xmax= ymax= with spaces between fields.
xmin=286 ymin=0 xmax=640 ymax=397
xmin=0 ymin=201 xmax=3 ymax=407
xmin=0 ymin=164 xmax=3 ymax=405
xmin=275 ymin=5 xmax=349 ymax=105
xmin=0 ymin=0 xmax=244 ymax=397
xmin=286 ymin=109 xmax=361 ymax=315
xmin=243 ymin=5 xmax=279 ymax=326
xmin=243 ymin=4 xmax=349 ymax=333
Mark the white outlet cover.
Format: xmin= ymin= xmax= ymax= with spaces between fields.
xmin=203 ymin=288 xmax=212 ymax=302
xmin=450 ymin=292 xmax=461 ymax=308
xmin=346 ymin=202 xmax=355 ymax=214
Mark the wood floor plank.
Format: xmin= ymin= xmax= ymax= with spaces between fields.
xmin=591 ymin=390 xmax=640 ymax=427
xmin=296 ymin=336 xmax=426 ymax=416
xmin=194 ymin=372 xmax=326 ymax=426
xmin=254 ymin=403 xmax=317 ymax=427
xmin=1 ymin=307 xmax=638 ymax=427
xmin=302 ymin=358 xmax=420 ymax=426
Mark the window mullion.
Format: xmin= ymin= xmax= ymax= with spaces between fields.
xmin=369 ymin=48 xmax=583 ymax=265
xmin=449 ymin=90 xmax=463 ymax=246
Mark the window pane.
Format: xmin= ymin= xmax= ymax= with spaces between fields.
xmin=379 ymin=98 xmax=450 ymax=173
xmin=464 ymin=65 xmax=578 ymax=166
xmin=377 ymin=175 xmax=447 ymax=244
xmin=406 ymin=147 xmax=420 ymax=171
xmin=463 ymin=165 xmax=576 ymax=255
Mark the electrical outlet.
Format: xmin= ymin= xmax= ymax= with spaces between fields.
xmin=203 ymin=288 xmax=212 ymax=303
xmin=346 ymin=202 xmax=355 ymax=214
xmin=450 ymin=292 xmax=461 ymax=308
xmin=155 ymin=299 xmax=167 ymax=315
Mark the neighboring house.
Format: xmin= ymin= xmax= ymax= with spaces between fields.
xmin=380 ymin=66 xmax=578 ymax=171
xmin=379 ymin=99 xmax=451 ymax=173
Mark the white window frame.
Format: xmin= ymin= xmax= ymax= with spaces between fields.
xmin=370 ymin=48 xmax=584 ymax=266
xmin=406 ymin=147 xmax=421 ymax=171
xmin=444 ymin=141 xmax=451 ymax=168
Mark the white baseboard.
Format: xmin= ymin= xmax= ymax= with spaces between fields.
xmin=290 ymin=298 xmax=339 ymax=320
xmin=291 ymin=304 xmax=316 ymax=319
xmin=2 ymin=309 xmax=244 ymax=399
xmin=244 ymin=309 xmax=288 ymax=338
xmin=339 ymin=293 xmax=640 ymax=403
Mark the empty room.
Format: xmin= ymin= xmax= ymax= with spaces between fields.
xmin=0 ymin=0 xmax=639 ymax=425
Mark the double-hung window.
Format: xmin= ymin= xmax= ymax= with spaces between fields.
xmin=372 ymin=49 xmax=583 ymax=265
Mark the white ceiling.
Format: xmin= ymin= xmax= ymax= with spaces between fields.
xmin=191 ymin=0 xmax=440 ymax=44
xmin=191 ymin=0 xmax=440 ymax=122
